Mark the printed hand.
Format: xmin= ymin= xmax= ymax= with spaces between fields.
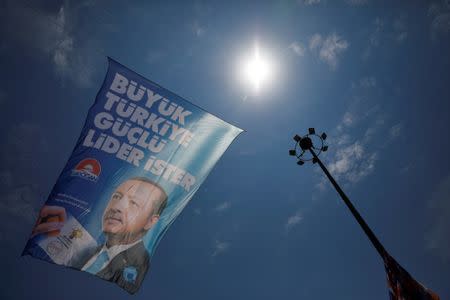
xmin=32 ymin=205 xmax=67 ymax=237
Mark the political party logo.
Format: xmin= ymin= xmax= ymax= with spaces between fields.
xmin=71 ymin=158 xmax=101 ymax=182
xmin=69 ymin=228 xmax=83 ymax=239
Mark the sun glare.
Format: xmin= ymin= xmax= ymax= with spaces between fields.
xmin=241 ymin=44 xmax=273 ymax=93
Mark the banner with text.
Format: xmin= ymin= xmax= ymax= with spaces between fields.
xmin=23 ymin=58 xmax=242 ymax=294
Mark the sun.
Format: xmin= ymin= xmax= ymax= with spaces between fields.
xmin=240 ymin=44 xmax=273 ymax=93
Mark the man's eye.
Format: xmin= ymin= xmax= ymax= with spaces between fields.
xmin=112 ymin=193 xmax=121 ymax=200
xmin=130 ymin=200 xmax=139 ymax=207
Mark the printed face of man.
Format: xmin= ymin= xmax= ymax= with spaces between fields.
xmin=102 ymin=179 xmax=165 ymax=237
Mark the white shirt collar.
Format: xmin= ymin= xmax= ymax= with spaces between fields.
xmin=103 ymin=238 xmax=142 ymax=259
xmin=81 ymin=239 xmax=142 ymax=271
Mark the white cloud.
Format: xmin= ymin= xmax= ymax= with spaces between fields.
xmin=285 ymin=211 xmax=303 ymax=232
xmin=342 ymin=112 xmax=354 ymax=127
xmin=316 ymin=76 xmax=398 ymax=189
xmin=212 ymin=240 xmax=230 ymax=257
xmin=2 ymin=2 xmax=96 ymax=87
xmin=332 ymin=143 xmax=363 ymax=172
xmin=309 ymin=34 xmax=323 ymax=50
xmin=320 ymin=34 xmax=349 ymax=69
xmin=214 ymin=201 xmax=231 ymax=213
xmin=426 ymin=174 xmax=450 ymax=261
xmin=395 ymin=30 xmax=408 ymax=43
xmin=289 ymin=41 xmax=306 ymax=57
xmin=325 ymin=123 xmax=380 ymax=185
xmin=336 ymin=133 xmax=352 ymax=145
xmin=393 ymin=15 xmax=408 ymax=43
xmin=370 ymin=17 xmax=384 ymax=46
xmin=191 ymin=20 xmax=206 ymax=37
xmin=363 ymin=16 xmax=408 ymax=60
xmin=309 ymin=33 xmax=349 ymax=69
xmin=431 ymin=14 xmax=450 ymax=38
xmin=363 ymin=18 xmax=383 ymax=60
xmin=325 ymin=142 xmax=378 ymax=184
xmin=428 ymin=2 xmax=450 ymax=41
xmin=51 ymin=7 xmax=78 ymax=79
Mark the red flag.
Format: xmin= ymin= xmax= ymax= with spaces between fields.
xmin=384 ymin=254 xmax=440 ymax=300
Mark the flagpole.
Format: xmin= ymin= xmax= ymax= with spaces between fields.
xmin=308 ymin=148 xmax=387 ymax=259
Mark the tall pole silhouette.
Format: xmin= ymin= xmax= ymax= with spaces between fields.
xmin=308 ymin=148 xmax=387 ymax=258
xmin=289 ymin=128 xmax=440 ymax=300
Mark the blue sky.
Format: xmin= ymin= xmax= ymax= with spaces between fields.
xmin=1 ymin=0 xmax=450 ymax=299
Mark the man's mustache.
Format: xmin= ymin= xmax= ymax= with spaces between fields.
xmin=104 ymin=210 xmax=123 ymax=223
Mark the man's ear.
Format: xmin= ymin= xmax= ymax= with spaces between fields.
xmin=144 ymin=214 xmax=160 ymax=231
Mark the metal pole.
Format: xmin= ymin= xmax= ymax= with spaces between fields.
xmin=309 ymin=148 xmax=387 ymax=259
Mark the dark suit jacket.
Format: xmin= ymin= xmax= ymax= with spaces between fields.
xmin=74 ymin=241 xmax=149 ymax=294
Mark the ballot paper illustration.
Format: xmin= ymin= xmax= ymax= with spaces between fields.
xmin=37 ymin=215 xmax=97 ymax=266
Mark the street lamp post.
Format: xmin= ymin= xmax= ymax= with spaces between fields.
xmin=289 ymin=128 xmax=440 ymax=300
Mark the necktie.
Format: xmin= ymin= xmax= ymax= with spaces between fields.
xmin=85 ymin=250 xmax=109 ymax=274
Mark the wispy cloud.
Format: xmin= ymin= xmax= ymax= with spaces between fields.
xmin=214 ymin=201 xmax=231 ymax=213
xmin=327 ymin=143 xmax=378 ymax=184
xmin=309 ymin=34 xmax=323 ymax=51
xmin=2 ymin=2 xmax=96 ymax=87
xmin=342 ymin=112 xmax=354 ymax=127
xmin=428 ymin=2 xmax=450 ymax=41
xmin=285 ymin=210 xmax=303 ymax=232
xmin=289 ymin=41 xmax=306 ymax=57
xmin=191 ymin=20 xmax=206 ymax=37
xmin=426 ymin=174 xmax=450 ymax=262
xmin=363 ymin=18 xmax=383 ymax=60
xmin=393 ymin=15 xmax=408 ymax=43
xmin=389 ymin=123 xmax=403 ymax=138
xmin=211 ymin=240 xmax=230 ymax=257
xmin=316 ymin=76 xmax=400 ymax=189
xmin=309 ymin=33 xmax=349 ymax=70
xmin=363 ymin=16 xmax=408 ymax=60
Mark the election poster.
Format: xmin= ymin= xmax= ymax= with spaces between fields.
xmin=23 ymin=57 xmax=243 ymax=294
